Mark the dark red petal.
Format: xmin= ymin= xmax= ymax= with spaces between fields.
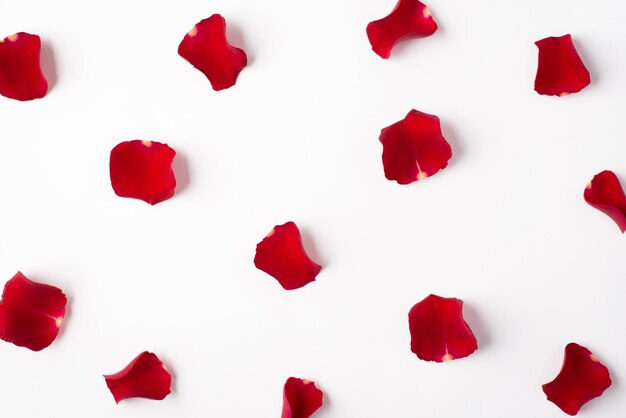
xmin=408 ymin=294 xmax=477 ymax=362
xmin=584 ymin=170 xmax=626 ymax=233
xmin=254 ymin=222 xmax=322 ymax=290
xmin=0 ymin=272 xmax=66 ymax=351
xmin=282 ymin=377 xmax=323 ymax=418
xmin=543 ymin=343 xmax=612 ymax=415
xmin=109 ymin=140 xmax=176 ymax=205
xmin=379 ymin=109 xmax=452 ymax=185
xmin=366 ymin=0 xmax=438 ymax=59
xmin=0 ymin=32 xmax=48 ymax=101
xmin=178 ymin=14 xmax=247 ymax=91
xmin=104 ymin=351 xmax=172 ymax=403
xmin=534 ymin=34 xmax=590 ymax=97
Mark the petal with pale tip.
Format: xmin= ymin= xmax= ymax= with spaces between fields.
xmin=0 ymin=272 xmax=67 ymax=351
xmin=109 ymin=140 xmax=177 ymax=205
xmin=0 ymin=32 xmax=48 ymax=101
xmin=254 ymin=222 xmax=322 ymax=290
xmin=178 ymin=14 xmax=247 ymax=91
xmin=282 ymin=377 xmax=323 ymax=418
xmin=543 ymin=343 xmax=611 ymax=415
xmin=534 ymin=34 xmax=590 ymax=96
xmin=408 ymin=294 xmax=477 ymax=362
xmin=584 ymin=170 xmax=626 ymax=233
xmin=379 ymin=109 xmax=452 ymax=185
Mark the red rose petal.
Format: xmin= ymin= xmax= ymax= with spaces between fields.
xmin=379 ymin=109 xmax=452 ymax=185
xmin=0 ymin=272 xmax=66 ymax=351
xmin=408 ymin=294 xmax=477 ymax=362
xmin=543 ymin=343 xmax=612 ymax=415
xmin=0 ymin=32 xmax=48 ymax=101
xmin=104 ymin=351 xmax=172 ymax=403
xmin=109 ymin=140 xmax=176 ymax=205
xmin=366 ymin=0 xmax=438 ymax=59
xmin=254 ymin=222 xmax=322 ymax=290
xmin=534 ymin=34 xmax=590 ymax=97
xmin=282 ymin=377 xmax=323 ymax=418
xmin=584 ymin=170 xmax=626 ymax=233
xmin=178 ymin=14 xmax=247 ymax=91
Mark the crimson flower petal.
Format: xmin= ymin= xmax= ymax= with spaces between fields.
xmin=408 ymin=294 xmax=477 ymax=362
xmin=109 ymin=140 xmax=176 ymax=205
xmin=254 ymin=222 xmax=322 ymax=290
xmin=104 ymin=351 xmax=172 ymax=403
xmin=0 ymin=272 xmax=66 ymax=351
xmin=543 ymin=343 xmax=612 ymax=415
xmin=366 ymin=0 xmax=438 ymax=59
xmin=282 ymin=377 xmax=323 ymax=418
xmin=379 ymin=109 xmax=452 ymax=185
xmin=0 ymin=32 xmax=48 ymax=101
xmin=178 ymin=14 xmax=247 ymax=91
xmin=584 ymin=170 xmax=626 ymax=233
xmin=534 ymin=34 xmax=590 ymax=97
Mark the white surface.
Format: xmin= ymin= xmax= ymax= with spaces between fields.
xmin=1 ymin=0 xmax=626 ymax=416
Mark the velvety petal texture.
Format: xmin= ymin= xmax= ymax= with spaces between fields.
xmin=178 ymin=14 xmax=247 ymax=91
xmin=282 ymin=377 xmax=323 ymax=418
xmin=109 ymin=140 xmax=176 ymax=205
xmin=0 ymin=32 xmax=48 ymax=101
xmin=0 ymin=272 xmax=66 ymax=351
xmin=366 ymin=0 xmax=438 ymax=59
xmin=408 ymin=294 xmax=477 ymax=362
xmin=542 ymin=343 xmax=612 ymax=415
xmin=584 ymin=170 xmax=626 ymax=233
xmin=104 ymin=351 xmax=172 ymax=403
xmin=254 ymin=222 xmax=322 ymax=290
xmin=379 ymin=109 xmax=452 ymax=184
xmin=534 ymin=34 xmax=590 ymax=96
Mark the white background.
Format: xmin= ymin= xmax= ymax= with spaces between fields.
xmin=1 ymin=0 xmax=626 ymax=416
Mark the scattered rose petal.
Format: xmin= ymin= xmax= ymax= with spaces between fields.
xmin=282 ymin=377 xmax=323 ymax=418
xmin=104 ymin=351 xmax=172 ymax=403
xmin=366 ymin=0 xmax=438 ymax=59
xmin=0 ymin=272 xmax=66 ymax=351
xmin=109 ymin=140 xmax=176 ymax=205
xmin=534 ymin=34 xmax=590 ymax=97
xmin=0 ymin=32 xmax=48 ymax=101
xmin=254 ymin=222 xmax=322 ymax=290
xmin=543 ymin=343 xmax=612 ymax=415
xmin=408 ymin=294 xmax=477 ymax=362
xmin=178 ymin=14 xmax=247 ymax=91
xmin=584 ymin=170 xmax=626 ymax=233
xmin=379 ymin=109 xmax=452 ymax=185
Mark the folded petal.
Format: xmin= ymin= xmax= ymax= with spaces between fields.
xmin=104 ymin=351 xmax=172 ymax=403
xmin=534 ymin=34 xmax=590 ymax=96
xmin=282 ymin=377 xmax=323 ymax=418
xmin=408 ymin=294 xmax=477 ymax=362
xmin=379 ymin=109 xmax=452 ymax=185
xmin=254 ymin=222 xmax=322 ymax=290
xmin=109 ymin=140 xmax=177 ymax=205
xmin=0 ymin=272 xmax=67 ymax=351
xmin=543 ymin=343 xmax=612 ymax=415
xmin=584 ymin=170 xmax=626 ymax=233
xmin=0 ymin=32 xmax=48 ymax=101
xmin=366 ymin=0 xmax=438 ymax=59
xmin=178 ymin=14 xmax=247 ymax=91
